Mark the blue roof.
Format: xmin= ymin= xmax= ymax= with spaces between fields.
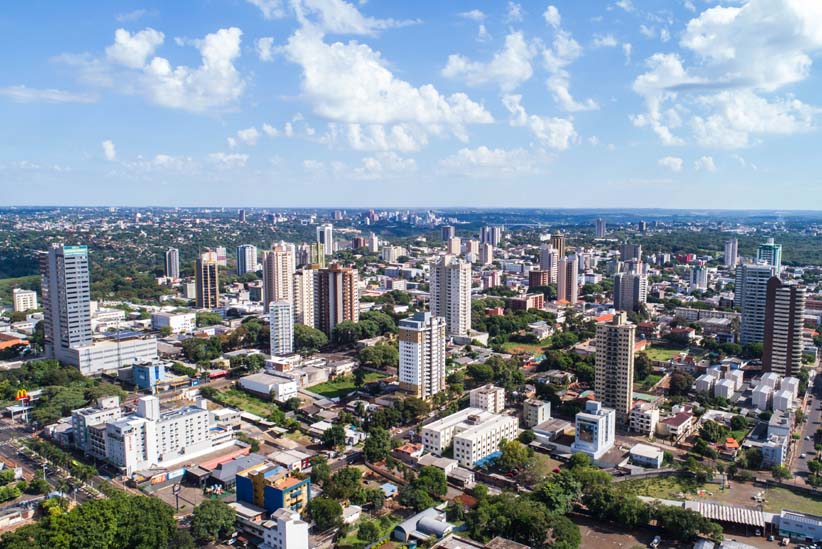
xmin=474 ymin=450 xmax=502 ymax=468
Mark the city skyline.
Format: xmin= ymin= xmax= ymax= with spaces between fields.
xmin=2 ymin=0 xmax=821 ymax=208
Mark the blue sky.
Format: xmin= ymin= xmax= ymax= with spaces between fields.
xmin=1 ymin=0 xmax=821 ymax=209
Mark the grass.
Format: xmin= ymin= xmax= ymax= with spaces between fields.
xmin=638 ymin=374 xmax=663 ymax=391
xmin=501 ymin=339 xmax=550 ymax=355
xmin=308 ymin=373 xmax=387 ymax=399
xmin=337 ymin=515 xmax=403 ymax=549
xmin=763 ymin=487 xmax=822 ymax=515
xmin=208 ymin=388 xmax=275 ymax=418
xmin=644 ymin=345 xmax=689 ymax=362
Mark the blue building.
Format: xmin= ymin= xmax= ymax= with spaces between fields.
xmin=133 ymin=361 xmax=167 ymax=390
xmin=236 ymin=463 xmax=311 ymax=514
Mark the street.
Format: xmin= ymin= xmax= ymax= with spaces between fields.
xmin=791 ymin=367 xmax=821 ymax=480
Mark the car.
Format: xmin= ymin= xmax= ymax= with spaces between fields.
xmin=807 ymin=436 xmax=813 ymax=441
xmin=649 ymin=536 xmax=661 ymax=548
xmin=756 ymin=529 xmax=762 ymax=536
xmin=768 ymin=535 xmax=775 ymax=541
xmin=802 ymin=453 xmax=808 ymax=459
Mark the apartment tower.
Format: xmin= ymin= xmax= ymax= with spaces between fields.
xmin=595 ymin=312 xmax=635 ymax=424
xmin=429 ymin=255 xmax=471 ymax=337
xmin=398 ymin=312 xmax=447 ymax=400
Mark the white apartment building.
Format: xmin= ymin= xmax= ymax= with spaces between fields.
xmin=752 ymin=384 xmax=773 ymax=410
xmin=571 ymin=401 xmax=616 ymax=460
xmin=714 ymin=379 xmax=736 ymax=400
xmin=523 ymin=399 xmax=551 ymax=428
xmin=725 ymin=369 xmax=745 ymax=391
xmin=317 ymin=224 xmax=334 ymax=256
xmin=72 ymin=396 xmax=123 ymax=459
xmin=263 ymin=508 xmax=310 ymax=549
xmin=12 ymin=288 xmax=37 ymax=312
xmin=695 ymin=374 xmax=716 ymax=394
xmin=151 ymin=312 xmax=196 ymax=334
xmin=103 ymin=396 xmax=229 ymax=476
xmin=269 ymin=301 xmax=294 ymax=357
xmin=429 ymin=255 xmax=471 ymax=337
xmin=773 ymin=389 xmax=795 ymax=412
xmin=421 ymin=408 xmax=517 ymax=466
xmin=399 ymin=312 xmax=447 ymax=400
xmin=293 ymin=268 xmax=317 ymax=328
xmin=69 ymin=337 xmax=159 ymax=377
xmin=469 ymin=385 xmax=505 ymax=413
xmin=629 ymin=403 xmax=659 ymax=437
xmin=782 ymin=376 xmax=800 ymax=398
xmin=236 ymin=244 xmax=258 ymax=276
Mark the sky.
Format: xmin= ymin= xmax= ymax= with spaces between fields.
xmin=1 ymin=0 xmax=821 ymax=209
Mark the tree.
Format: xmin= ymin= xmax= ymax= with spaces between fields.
xmin=772 ymin=465 xmax=792 ymax=480
xmin=533 ymin=471 xmax=581 ymax=515
xmin=730 ymin=415 xmax=748 ymax=431
xmin=634 ymin=352 xmax=652 ymax=381
xmin=310 ymin=455 xmax=331 ymax=486
xmin=358 ymin=520 xmax=381 ymax=543
xmin=467 ymin=363 xmax=494 ymax=383
xmin=359 ymin=344 xmax=399 ymax=369
xmin=294 ymin=324 xmax=329 ymax=354
xmin=196 ymin=311 xmax=223 ymax=327
xmin=332 ymin=320 xmax=361 ymax=345
xmin=325 ymin=467 xmax=362 ymax=500
xmin=545 ymin=514 xmax=581 ymax=549
xmin=191 ymin=499 xmax=236 ymax=543
xmin=497 ymin=439 xmax=533 ymax=472
xmin=669 ymin=372 xmax=695 ymax=396
xmin=306 ymin=497 xmax=343 ymax=531
xmin=322 ymin=424 xmax=346 ymax=449
xmin=363 ymin=427 xmax=392 ymax=463
xmin=414 ymin=466 xmax=447 ymax=497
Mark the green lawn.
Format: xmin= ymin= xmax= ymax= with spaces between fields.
xmin=308 ymin=373 xmax=386 ymax=399
xmin=644 ymin=345 xmax=689 ymax=362
xmin=764 ymin=487 xmax=822 ymax=515
xmin=209 ymin=388 xmax=275 ymax=418
xmin=501 ymin=338 xmax=551 ymax=355
xmin=638 ymin=374 xmax=663 ymax=391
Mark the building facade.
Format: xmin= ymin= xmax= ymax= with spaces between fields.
xmin=763 ymin=278 xmax=807 ymax=377
xmin=595 ymin=312 xmax=635 ymax=424
xmin=557 ymin=256 xmax=578 ymax=304
xmin=262 ymin=245 xmax=295 ymax=313
xmin=399 ymin=312 xmax=447 ymax=400
xmin=195 ymin=250 xmax=220 ymax=309
xmin=613 ymin=272 xmax=647 ymax=312
xmin=316 ymin=264 xmax=359 ymax=337
xmin=735 ymin=263 xmax=778 ymax=344
xmin=269 ymin=301 xmax=294 ymax=357
xmin=469 ymin=385 xmax=505 ymax=413
xmin=164 ymin=248 xmax=180 ymax=279
xmin=11 ymin=288 xmax=37 ymax=312
xmin=236 ymin=245 xmax=258 ymax=276
xmin=429 ymin=255 xmax=471 ymax=337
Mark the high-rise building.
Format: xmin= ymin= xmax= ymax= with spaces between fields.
xmin=262 ymin=245 xmax=295 ymax=312
xmin=595 ymin=312 xmax=635 ymax=424
xmin=316 ymin=264 xmax=359 ymax=337
xmin=571 ymin=401 xmax=616 ymax=460
xmin=613 ymin=272 xmax=647 ymax=312
xmin=557 ymin=256 xmax=578 ymax=304
xmin=539 ymin=245 xmax=559 ymax=283
xmin=238 ymin=209 xmax=246 ymax=223
xmin=529 ymin=270 xmax=551 ymax=288
xmin=316 ymin=223 xmax=334 ymax=256
xmin=164 ymin=248 xmax=180 ymax=279
xmin=367 ymin=233 xmax=380 ymax=253
xmin=236 ymin=244 xmax=258 ymax=276
xmin=398 ymin=312 xmax=447 ymax=400
xmin=757 ymin=238 xmax=782 ymax=271
xmin=429 ymin=255 xmax=471 ymax=337
xmin=269 ymin=301 xmax=294 ymax=357
xmin=12 ymin=288 xmax=37 ymax=312
xmin=441 ymin=225 xmax=455 ymax=242
xmin=550 ymin=234 xmax=566 ymax=259
xmin=446 ymin=237 xmax=461 ymax=255
xmin=763 ymin=278 xmax=806 ymax=377
xmin=265 ymin=508 xmax=310 ymax=549
xmin=40 ymin=244 xmax=93 ymax=362
xmin=479 ymin=243 xmax=494 ymax=265
xmin=595 ymin=218 xmax=607 ymax=238
xmin=689 ymin=265 xmax=709 ymax=292
xmin=724 ymin=238 xmax=738 ymax=267
xmin=481 ymin=226 xmax=502 ymax=246
xmin=293 ymin=267 xmax=318 ymax=328
xmin=215 ymin=246 xmax=227 ymax=267
xmin=735 ymin=263 xmax=777 ymax=344
xmin=619 ymin=243 xmax=642 ymax=262
xmin=351 ymin=236 xmax=366 ymax=250
xmin=195 ymin=250 xmax=220 ymax=309
xmin=638 ymin=220 xmax=647 ymax=233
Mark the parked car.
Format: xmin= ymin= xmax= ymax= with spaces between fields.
xmin=649 ymin=536 xmax=661 ymax=548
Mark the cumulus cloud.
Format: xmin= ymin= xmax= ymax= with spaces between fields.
xmin=694 ymin=155 xmax=716 ymax=172
xmin=506 ymin=2 xmax=523 ymax=23
xmin=102 ymin=140 xmax=117 ymax=161
xmin=237 ymin=127 xmax=261 ymax=145
xmin=502 ymin=94 xmax=577 ymax=151
xmin=442 ymin=32 xmax=535 ymax=92
xmin=542 ymin=6 xmax=597 ymax=112
xmin=439 ymin=146 xmax=541 ymax=178
xmin=592 ymin=34 xmax=618 ymax=48
xmin=543 ymin=5 xmax=561 ymax=28
xmin=658 ymin=156 xmax=683 ymax=172
xmin=209 ymin=152 xmax=249 ymax=168
xmin=0 ymin=85 xmax=97 ymax=104
xmin=257 ymin=37 xmax=275 ymax=61
xmin=282 ymin=26 xmax=492 ymax=149
xmin=298 ymin=0 xmax=419 ymax=36
xmin=341 ymin=152 xmax=417 ymax=180
xmin=105 ymin=28 xmax=164 ymax=69
xmin=458 ymin=9 xmax=485 ymax=22
xmin=247 ymin=0 xmax=285 ymax=20
xmin=632 ymin=0 xmax=822 ymax=147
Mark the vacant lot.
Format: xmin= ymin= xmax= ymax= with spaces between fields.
xmin=209 ymin=388 xmax=274 ymax=418
xmin=308 ymin=373 xmax=387 ymax=399
xmin=643 ymin=345 xmax=688 ymax=362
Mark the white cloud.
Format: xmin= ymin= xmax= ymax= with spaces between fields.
xmin=543 ymin=5 xmax=561 ymax=28
xmin=303 ymin=159 xmax=325 ymax=173
xmin=257 ymin=37 xmax=275 ymax=61
xmin=477 ymin=24 xmax=490 ymax=42
xmin=0 ymin=85 xmax=97 ymax=104
xmin=247 ymin=0 xmax=285 ymax=20
xmin=639 ymin=25 xmax=655 ymax=39
xmin=542 ymin=8 xmax=598 ymax=112
xmin=459 ymin=9 xmax=485 ymax=22
xmin=283 ymin=26 xmax=492 ymax=147
xmin=442 ymin=32 xmax=535 ymax=92
xmin=659 ymin=28 xmax=670 ymax=42
xmin=694 ymin=155 xmax=716 ymax=172
xmin=299 ymin=0 xmax=418 ymax=36
xmin=237 ymin=127 xmax=261 ymax=145
xmin=439 ymin=146 xmax=542 ymax=177
xmin=622 ymin=43 xmax=633 ymax=64
xmin=262 ymin=123 xmax=280 ymax=137
xmin=507 ymin=2 xmax=523 ymax=23
xmin=683 ymin=1 xmax=696 ymax=13
xmin=345 ymin=152 xmax=417 ymax=180
xmin=209 ymin=152 xmax=249 ymax=169
xmin=615 ymin=0 xmax=634 ymax=12
xmin=632 ymin=0 xmax=822 ymax=146
xmin=344 ymin=123 xmax=427 ymax=152
xmin=141 ymin=27 xmax=245 ymax=112
xmin=658 ymin=156 xmax=683 ymax=172
xmin=502 ymin=94 xmax=577 ymax=150
xmin=116 ymin=9 xmax=148 ymax=23
xmin=102 ymin=140 xmax=117 ymax=161
xmin=105 ymin=28 xmax=164 ymax=69
xmin=592 ymin=34 xmax=618 ymax=48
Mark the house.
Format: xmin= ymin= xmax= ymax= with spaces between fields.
xmin=658 ymin=410 xmax=696 ymax=442
xmin=393 ymin=508 xmax=453 ymax=543
xmin=629 ymin=443 xmax=664 ymax=468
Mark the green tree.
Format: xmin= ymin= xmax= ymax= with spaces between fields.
xmin=310 ymin=455 xmax=331 ymax=486
xmin=321 ymin=424 xmax=346 ymax=449
xmin=190 ymin=499 xmax=236 ymax=544
xmin=669 ymin=372 xmax=694 ymax=396
xmin=294 ymin=324 xmax=329 ymax=354
xmin=497 ymin=439 xmax=533 ymax=472
xmin=358 ymin=520 xmax=381 ymax=543
xmin=306 ymin=497 xmax=343 ymax=531
xmin=363 ymin=427 xmax=392 ymax=463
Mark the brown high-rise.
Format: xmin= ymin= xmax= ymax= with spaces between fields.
xmin=763 ymin=277 xmax=806 ymax=377
xmin=550 ymin=234 xmax=565 ymax=259
xmin=529 ymin=270 xmax=551 ymax=288
xmin=316 ymin=264 xmax=359 ymax=337
xmin=195 ymin=250 xmax=219 ymax=309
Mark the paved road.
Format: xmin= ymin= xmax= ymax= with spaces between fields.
xmin=792 ymin=368 xmax=822 ymax=478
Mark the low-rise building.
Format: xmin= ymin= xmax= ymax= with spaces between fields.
xmin=523 ymin=399 xmax=551 ymax=428
xmin=629 ymin=402 xmax=659 ymax=437
xmin=239 ymin=373 xmax=298 ymax=403
xmin=695 ymin=374 xmax=716 ymax=394
xmin=714 ymin=379 xmax=736 ymax=400
xmin=469 ymin=385 xmax=506 ymax=413
xmin=779 ymin=510 xmax=822 ymax=543
xmin=773 ymin=389 xmax=794 ymax=412
xmin=421 ymin=408 xmax=518 ymax=468
xmin=752 ymin=384 xmax=773 ymax=410
xmin=236 ymin=463 xmax=311 ymax=515
xmin=571 ymin=401 xmax=615 ymax=460
xmin=629 ymin=443 xmax=664 ymax=468
xmin=151 ymin=312 xmax=196 ymax=334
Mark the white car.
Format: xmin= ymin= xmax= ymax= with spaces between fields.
xmin=801 ymin=453 xmax=808 ymax=459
